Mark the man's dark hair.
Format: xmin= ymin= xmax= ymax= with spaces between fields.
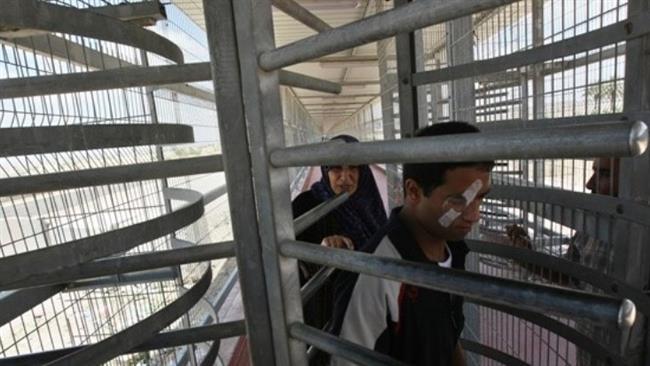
xmin=403 ymin=121 xmax=495 ymax=196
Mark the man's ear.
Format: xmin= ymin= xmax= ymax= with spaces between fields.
xmin=404 ymin=179 xmax=423 ymax=204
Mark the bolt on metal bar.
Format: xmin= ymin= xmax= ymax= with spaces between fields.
xmin=0 ymin=155 xmax=224 ymax=197
xmin=271 ymin=0 xmax=331 ymax=32
xmin=258 ymin=0 xmax=518 ymax=70
xmin=294 ymin=192 xmax=349 ymax=234
xmin=270 ymin=121 xmax=648 ymax=167
xmin=289 ymin=323 xmax=409 ymax=366
xmin=281 ymin=240 xmax=636 ymax=329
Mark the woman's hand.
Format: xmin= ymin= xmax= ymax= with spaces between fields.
xmin=321 ymin=235 xmax=354 ymax=250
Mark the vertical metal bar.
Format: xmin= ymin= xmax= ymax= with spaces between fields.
xmin=230 ymin=0 xmax=307 ymax=365
xmin=447 ymin=11 xmax=476 ymax=122
xmin=394 ymin=0 xmax=422 ymax=137
xmin=201 ymin=1 xmax=279 ymax=364
xmin=616 ymin=0 xmax=650 ymax=363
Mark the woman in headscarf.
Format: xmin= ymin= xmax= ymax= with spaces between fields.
xmin=291 ymin=135 xmax=387 ymax=364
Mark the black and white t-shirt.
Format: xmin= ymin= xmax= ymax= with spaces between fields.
xmin=330 ymin=207 xmax=469 ymax=366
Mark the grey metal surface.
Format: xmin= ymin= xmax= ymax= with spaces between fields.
xmin=279 ymin=70 xmax=342 ymax=94
xmin=0 ymin=63 xmax=210 ymax=99
xmin=394 ymin=0 xmax=421 ymax=137
xmin=258 ymin=0 xmax=517 ymax=70
xmin=0 ymin=189 xmax=204 ymax=291
xmin=202 ymin=0 xmax=280 ymax=364
xmin=289 ymin=323 xmax=409 ymax=366
xmin=0 ymin=286 xmax=65 ymax=327
xmin=87 ymin=1 xmax=167 ymax=26
xmin=413 ymin=13 xmax=650 ymax=86
xmin=281 ymin=240 xmax=634 ymax=329
xmin=0 ymin=0 xmax=183 ymax=64
xmin=4 ymin=242 xmax=234 ymax=290
xmin=0 ymin=61 xmax=340 ymax=98
xmin=0 ymin=321 xmax=247 ymax=366
xmin=0 ymin=154 xmax=224 ymax=197
xmin=46 ymin=267 xmax=212 ymax=366
xmin=489 ymin=185 xmax=650 ymax=226
xmin=293 ymin=193 xmax=349 ymax=235
xmin=271 ymin=0 xmax=331 ymax=32
xmin=231 ymin=0 xmax=308 ymax=363
xmin=271 ymin=121 xmax=648 ymax=167
xmin=0 ymin=124 xmax=193 ymax=157
xmin=7 ymin=33 xmax=212 ymax=101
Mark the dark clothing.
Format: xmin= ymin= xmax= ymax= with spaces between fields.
xmin=331 ymin=207 xmax=469 ymax=366
xmin=291 ymin=137 xmax=387 ymax=366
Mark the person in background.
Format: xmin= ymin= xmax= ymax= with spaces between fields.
xmin=506 ymin=157 xmax=620 ymax=366
xmin=291 ymin=134 xmax=387 ymax=365
xmin=330 ymin=122 xmax=494 ymax=366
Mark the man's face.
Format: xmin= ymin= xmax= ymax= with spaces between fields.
xmin=327 ymin=165 xmax=360 ymax=195
xmin=407 ymin=167 xmax=491 ymax=241
xmin=585 ymin=158 xmax=619 ymax=196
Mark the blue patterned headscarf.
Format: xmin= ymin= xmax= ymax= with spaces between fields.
xmin=310 ymin=135 xmax=387 ymax=249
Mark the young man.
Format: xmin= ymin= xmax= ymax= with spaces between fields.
xmin=330 ymin=122 xmax=494 ymax=366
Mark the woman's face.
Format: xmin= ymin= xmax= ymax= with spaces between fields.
xmin=327 ymin=165 xmax=360 ymax=195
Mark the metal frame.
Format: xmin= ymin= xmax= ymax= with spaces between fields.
xmin=2 ymin=0 xmax=649 ymax=364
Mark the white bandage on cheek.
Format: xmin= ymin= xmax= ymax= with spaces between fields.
xmin=438 ymin=179 xmax=483 ymax=228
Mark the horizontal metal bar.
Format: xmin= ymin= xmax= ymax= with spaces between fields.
xmin=48 ymin=267 xmax=212 ymax=365
xmin=87 ymin=1 xmax=167 ymax=26
xmin=0 ymin=321 xmax=246 ymax=366
xmin=466 ymin=239 xmax=649 ymax=322
xmin=489 ymin=185 xmax=650 ymax=226
xmin=459 ymin=339 xmax=528 ymax=366
xmin=0 ymin=154 xmax=224 ymax=197
xmin=0 ymin=63 xmax=210 ymax=99
xmin=258 ymin=0 xmax=517 ymax=70
xmin=0 ymin=124 xmax=194 ymax=157
xmin=281 ymin=240 xmax=635 ymax=328
xmin=300 ymin=266 xmax=336 ymax=304
xmin=271 ymin=0 xmax=331 ymax=32
xmin=0 ymin=62 xmax=339 ymax=98
xmin=477 ymin=113 xmax=650 ymax=130
xmin=271 ymin=121 xmax=648 ymax=167
xmin=65 ymin=267 xmax=178 ymax=291
xmin=466 ymin=298 xmax=625 ymax=365
xmin=0 ymin=286 xmax=65 ymax=326
xmin=289 ymin=322 xmax=409 ymax=366
xmin=412 ymin=13 xmax=650 ymax=86
xmin=279 ymin=70 xmax=342 ymax=94
xmin=294 ymin=192 xmax=349 ymax=234
xmin=12 ymin=242 xmax=235 ymax=290
xmin=0 ymin=189 xmax=203 ymax=291
xmin=0 ymin=0 xmax=183 ymax=64
xmin=203 ymin=184 xmax=229 ymax=205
